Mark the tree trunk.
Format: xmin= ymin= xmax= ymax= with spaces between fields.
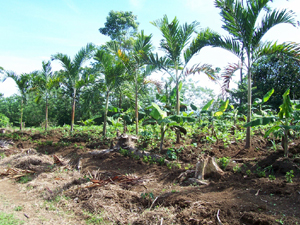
xmin=70 ymin=88 xmax=76 ymax=132
xmin=135 ymin=72 xmax=139 ymax=135
xmin=245 ymin=55 xmax=252 ymax=149
xmin=159 ymin=125 xmax=166 ymax=152
xmin=20 ymin=99 xmax=23 ymax=130
xmin=103 ymin=90 xmax=110 ymax=137
xmin=175 ymin=67 xmax=180 ymax=144
xmin=45 ymin=97 xmax=48 ymax=131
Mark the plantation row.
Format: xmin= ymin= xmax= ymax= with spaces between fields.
xmin=1 ymin=0 xmax=300 ymax=152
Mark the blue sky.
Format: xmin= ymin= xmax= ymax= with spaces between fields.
xmin=1 ymin=0 xmax=299 ymax=97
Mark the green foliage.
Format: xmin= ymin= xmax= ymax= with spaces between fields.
xmin=285 ymin=170 xmax=294 ymax=183
xmin=0 ymin=113 xmax=10 ymax=127
xmin=99 ymin=10 xmax=139 ymax=40
xmin=166 ymin=148 xmax=177 ymax=160
xmin=233 ymin=165 xmax=241 ymax=173
xmin=141 ymin=192 xmax=154 ymax=200
xmin=246 ymin=170 xmax=251 ymax=176
xmin=268 ymin=175 xmax=276 ymax=180
xmin=244 ymin=89 xmax=300 ymax=157
xmin=0 ymin=212 xmax=24 ymax=225
xmin=120 ymin=148 xmax=129 ymax=157
xmin=157 ymin=157 xmax=165 ymax=166
xmin=255 ymin=167 xmax=266 ymax=178
xmin=17 ymin=175 xmax=33 ymax=184
xmin=218 ymin=157 xmax=230 ymax=170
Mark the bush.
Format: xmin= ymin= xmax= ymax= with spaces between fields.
xmin=0 ymin=113 xmax=10 ymax=127
xmin=218 ymin=157 xmax=230 ymax=170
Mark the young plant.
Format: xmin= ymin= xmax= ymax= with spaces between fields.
xmin=146 ymin=103 xmax=194 ymax=151
xmin=244 ymin=89 xmax=300 ymax=157
xmin=218 ymin=157 xmax=230 ymax=170
xmin=285 ymin=170 xmax=294 ymax=183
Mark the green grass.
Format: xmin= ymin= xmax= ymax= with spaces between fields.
xmin=0 ymin=212 xmax=24 ymax=225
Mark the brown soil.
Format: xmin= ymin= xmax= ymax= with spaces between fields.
xmin=0 ymin=128 xmax=300 ymax=225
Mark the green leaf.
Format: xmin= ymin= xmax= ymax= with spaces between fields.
xmin=201 ymin=99 xmax=214 ymax=112
xmin=253 ymin=98 xmax=262 ymax=106
xmin=262 ymin=88 xmax=274 ymax=104
xmin=278 ymin=89 xmax=293 ymax=119
xmin=150 ymin=103 xmax=167 ymax=120
xmin=190 ymin=103 xmax=198 ymax=111
xmin=214 ymin=99 xmax=229 ymax=117
xmin=264 ymin=125 xmax=281 ymax=138
xmin=244 ymin=117 xmax=276 ymax=127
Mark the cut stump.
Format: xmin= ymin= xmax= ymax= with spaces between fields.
xmin=195 ymin=156 xmax=224 ymax=180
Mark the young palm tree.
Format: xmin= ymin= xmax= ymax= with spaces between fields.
xmin=107 ymin=30 xmax=153 ymax=134
xmin=210 ymin=0 xmax=297 ymax=148
xmin=2 ymin=72 xmax=32 ymax=130
xmin=94 ymin=48 xmax=125 ymax=137
xmin=31 ymin=61 xmax=60 ymax=130
xmin=52 ymin=43 xmax=95 ymax=132
xmin=150 ymin=15 xmax=217 ymax=142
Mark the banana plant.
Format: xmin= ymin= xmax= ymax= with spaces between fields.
xmin=252 ymin=88 xmax=274 ymax=116
xmin=146 ymin=103 xmax=194 ymax=151
xmin=244 ymin=89 xmax=300 ymax=157
xmin=191 ymin=99 xmax=229 ymax=141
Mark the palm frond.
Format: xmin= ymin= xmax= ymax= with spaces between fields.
xmin=253 ymin=9 xmax=296 ymax=47
xmin=143 ymin=78 xmax=163 ymax=93
xmin=184 ymin=63 xmax=217 ymax=81
xmin=254 ymin=42 xmax=300 ymax=62
xmin=185 ymin=28 xmax=221 ymax=64
xmin=221 ymin=62 xmax=241 ymax=94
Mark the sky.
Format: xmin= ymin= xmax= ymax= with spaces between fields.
xmin=0 ymin=0 xmax=299 ymax=97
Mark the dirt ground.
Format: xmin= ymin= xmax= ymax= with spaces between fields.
xmin=0 ymin=128 xmax=300 ymax=225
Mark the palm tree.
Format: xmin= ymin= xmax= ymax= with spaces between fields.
xmin=94 ymin=48 xmax=125 ymax=136
xmin=210 ymin=0 xmax=297 ymax=148
xmin=31 ymin=61 xmax=60 ymax=130
xmin=107 ymin=30 xmax=153 ymax=134
xmin=1 ymin=72 xmax=32 ymax=130
xmin=52 ymin=43 xmax=95 ymax=132
xmin=150 ymin=15 xmax=216 ymax=142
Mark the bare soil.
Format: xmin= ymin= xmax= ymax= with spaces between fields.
xmin=0 ymin=128 xmax=300 ymax=225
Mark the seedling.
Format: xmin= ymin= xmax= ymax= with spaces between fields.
xmin=285 ymin=170 xmax=294 ymax=183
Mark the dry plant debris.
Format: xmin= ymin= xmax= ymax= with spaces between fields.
xmin=0 ymin=167 xmax=35 ymax=179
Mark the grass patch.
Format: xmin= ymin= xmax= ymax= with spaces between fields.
xmin=0 ymin=212 xmax=24 ymax=225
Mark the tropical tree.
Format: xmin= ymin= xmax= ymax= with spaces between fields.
xmin=99 ymin=10 xmax=139 ymax=42
xmin=107 ymin=30 xmax=154 ymax=134
xmin=1 ymin=72 xmax=32 ymax=130
xmin=94 ymin=48 xmax=126 ymax=136
xmin=31 ymin=61 xmax=60 ymax=130
xmin=52 ymin=43 xmax=95 ymax=132
xmin=210 ymin=0 xmax=297 ymax=148
xmin=149 ymin=15 xmax=217 ymax=142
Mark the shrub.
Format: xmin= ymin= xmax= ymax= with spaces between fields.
xmin=218 ymin=157 xmax=230 ymax=170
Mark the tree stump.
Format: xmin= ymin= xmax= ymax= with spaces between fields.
xmin=114 ymin=133 xmax=138 ymax=150
xmin=195 ymin=156 xmax=224 ymax=180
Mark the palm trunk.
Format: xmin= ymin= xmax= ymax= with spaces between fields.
xmin=103 ymin=90 xmax=110 ymax=137
xmin=245 ymin=55 xmax=252 ymax=149
xmin=70 ymin=88 xmax=76 ymax=132
xmin=20 ymin=99 xmax=23 ymax=130
xmin=135 ymin=71 xmax=138 ymax=135
xmin=175 ymin=65 xmax=180 ymax=143
xmin=45 ymin=97 xmax=48 ymax=131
